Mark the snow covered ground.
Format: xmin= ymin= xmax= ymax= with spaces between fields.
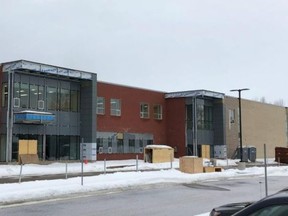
xmin=0 ymin=158 xmax=287 ymax=216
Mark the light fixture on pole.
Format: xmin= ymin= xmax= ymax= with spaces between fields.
xmin=230 ymin=88 xmax=250 ymax=162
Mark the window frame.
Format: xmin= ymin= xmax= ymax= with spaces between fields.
xmin=47 ymin=86 xmax=58 ymax=110
xmin=70 ymin=90 xmax=79 ymax=112
xmin=29 ymin=84 xmax=38 ymax=109
xmin=110 ymin=98 xmax=121 ymax=116
xmin=140 ymin=103 xmax=149 ymax=119
xmin=20 ymin=83 xmax=29 ymax=109
xmin=97 ymin=97 xmax=105 ymax=115
xmin=153 ymin=104 xmax=163 ymax=120
xmin=128 ymin=139 xmax=135 ymax=153
xmin=60 ymin=88 xmax=70 ymax=111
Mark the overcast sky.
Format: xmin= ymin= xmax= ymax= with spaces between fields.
xmin=1 ymin=0 xmax=287 ymax=105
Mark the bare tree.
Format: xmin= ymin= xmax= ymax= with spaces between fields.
xmin=274 ymin=99 xmax=285 ymax=106
xmin=260 ymin=96 xmax=266 ymax=103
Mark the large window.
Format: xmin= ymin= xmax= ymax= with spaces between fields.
xmin=59 ymin=136 xmax=70 ymax=160
xmin=97 ymin=97 xmax=105 ymax=115
xmin=70 ymin=90 xmax=79 ymax=112
xmin=129 ymin=139 xmax=135 ymax=153
xmin=29 ymin=84 xmax=38 ymax=109
xmin=46 ymin=135 xmax=80 ymax=160
xmin=110 ymin=99 xmax=121 ymax=116
xmin=69 ymin=136 xmax=79 ymax=160
xmin=20 ymin=83 xmax=29 ymax=108
xmin=140 ymin=103 xmax=149 ymax=118
xmin=11 ymin=83 xmax=45 ymax=109
xmin=38 ymin=86 xmax=44 ymax=109
xmin=153 ymin=104 xmax=162 ymax=120
xmin=47 ymin=86 xmax=57 ymax=110
xmin=197 ymin=105 xmax=213 ymax=130
xmin=3 ymin=81 xmax=79 ymax=112
xmin=186 ymin=104 xmax=193 ymax=129
xmin=117 ymin=139 xmax=124 ymax=153
xmin=60 ymin=88 xmax=70 ymax=111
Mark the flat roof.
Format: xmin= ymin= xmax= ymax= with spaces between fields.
xmin=1 ymin=60 xmax=95 ymax=80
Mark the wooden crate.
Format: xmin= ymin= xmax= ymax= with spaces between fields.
xmin=203 ymin=167 xmax=215 ymax=173
xmin=203 ymin=166 xmax=223 ymax=173
xmin=179 ymin=156 xmax=203 ymax=174
xmin=144 ymin=145 xmax=174 ymax=163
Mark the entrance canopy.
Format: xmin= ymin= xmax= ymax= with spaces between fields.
xmin=2 ymin=60 xmax=94 ymax=80
xmin=14 ymin=110 xmax=55 ymax=124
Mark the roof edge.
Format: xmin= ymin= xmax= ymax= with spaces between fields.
xmin=165 ymin=89 xmax=225 ymax=99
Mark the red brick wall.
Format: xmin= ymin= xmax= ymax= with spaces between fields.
xmin=97 ymin=82 xmax=167 ymax=144
xmin=165 ymin=98 xmax=186 ymax=158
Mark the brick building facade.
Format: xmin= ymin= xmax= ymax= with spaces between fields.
xmin=0 ymin=60 xmax=287 ymax=162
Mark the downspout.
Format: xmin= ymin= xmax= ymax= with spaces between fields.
xmin=6 ymin=70 xmax=14 ymax=162
xmin=193 ymin=96 xmax=198 ymax=156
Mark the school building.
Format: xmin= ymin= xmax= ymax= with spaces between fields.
xmin=0 ymin=60 xmax=287 ymax=162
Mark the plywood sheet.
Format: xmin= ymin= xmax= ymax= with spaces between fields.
xmin=19 ymin=154 xmax=39 ymax=164
xmin=19 ymin=140 xmax=29 ymax=155
xmin=201 ymin=145 xmax=210 ymax=159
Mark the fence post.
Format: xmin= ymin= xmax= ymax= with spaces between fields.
xmin=19 ymin=163 xmax=23 ymax=183
xmin=81 ymin=138 xmax=84 ymax=186
xmin=65 ymin=162 xmax=68 ymax=179
xmin=264 ymin=143 xmax=268 ymax=197
xmin=104 ymin=158 xmax=106 ymax=174
xmin=136 ymin=155 xmax=139 ymax=172
xmin=170 ymin=153 xmax=173 ymax=169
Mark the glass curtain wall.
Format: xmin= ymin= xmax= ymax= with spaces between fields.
xmin=46 ymin=135 xmax=80 ymax=160
xmin=186 ymin=98 xmax=214 ymax=156
xmin=1 ymin=78 xmax=81 ymax=161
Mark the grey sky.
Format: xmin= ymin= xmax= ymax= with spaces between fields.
xmin=1 ymin=0 xmax=288 ymax=104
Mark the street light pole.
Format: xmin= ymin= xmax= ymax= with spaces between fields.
xmin=230 ymin=88 xmax=249 ymax=162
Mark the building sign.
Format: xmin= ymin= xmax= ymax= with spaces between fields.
xmin=81 ymin=143 xmax=97 ymax=161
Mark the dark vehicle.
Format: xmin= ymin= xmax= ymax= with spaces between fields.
xmin=232 ymin=189 xmax=288 ymax=216
xmin=210 ymin=202 xmax=253 ymax=216
xmin=210 ymin=189 xmax=288 ymax=216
